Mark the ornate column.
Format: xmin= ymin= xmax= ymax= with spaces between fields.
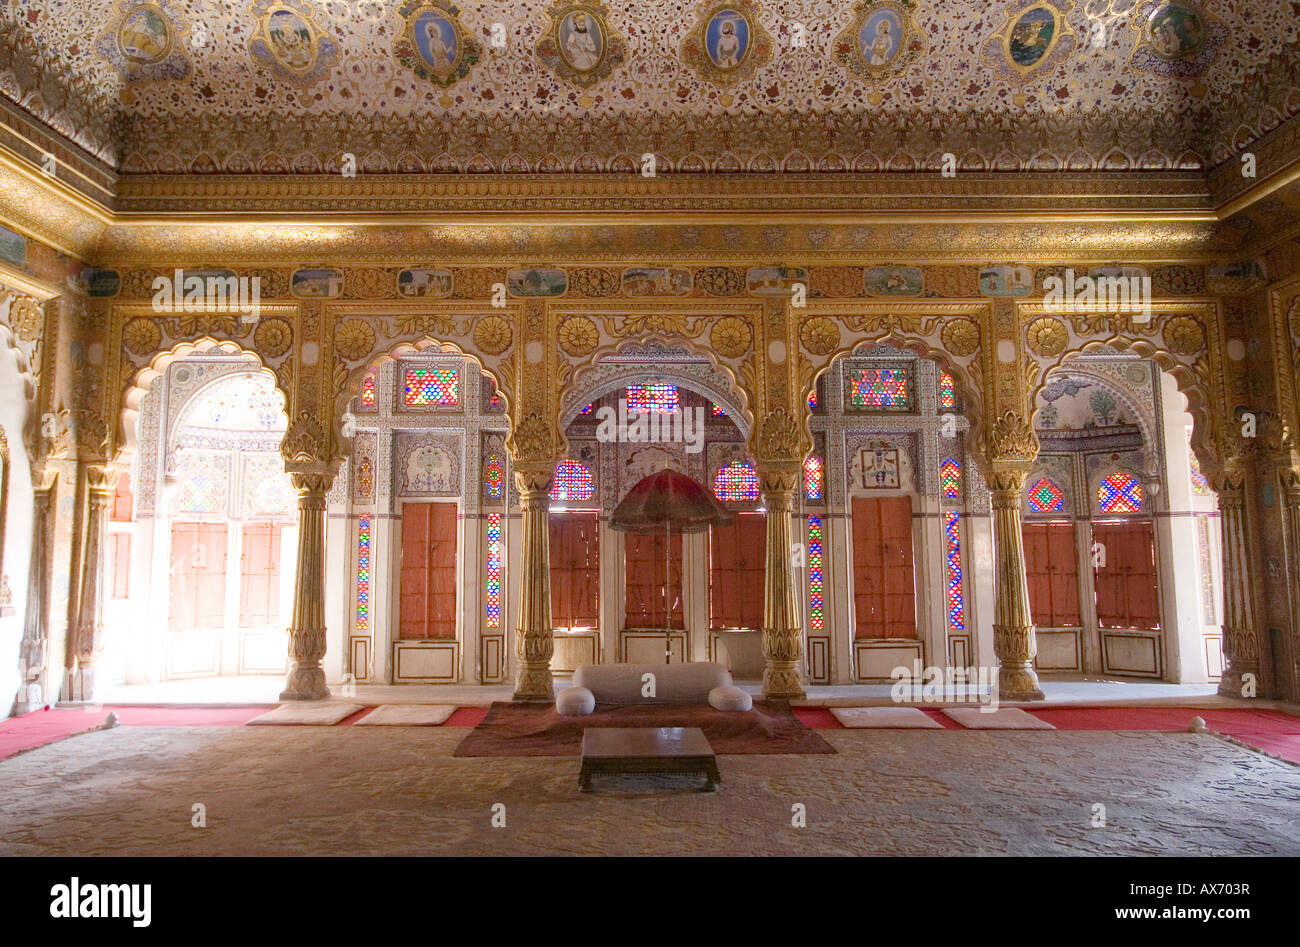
xmin=986 ymin=413 xmax=1044 ymax=700
xmin=65 ymin=465 xmax=115 ymax=702
xmin=1213 ymin=457 xmax=1261 ymax=698
xmin=512 ymin=468 xmax=555 ymax=700
xmin=13 ymin=469 xmax=54 ymax=714
xmin=281 ymin=468 xmax=334 ymax=700
xmin=1279 ymin=460 xmax=1300 ymax=701
xmin=758 ymin=465 xmax=805 ymax=698
xmin=280 ymin=412 xmax=340 ymax=700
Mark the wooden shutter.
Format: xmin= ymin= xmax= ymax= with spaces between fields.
xmin=851 ymin=497 xmax=916 ymax=639
xmin=239 ymin=522 xmax=281 ymax=627
xmin=1023 ymin=521 xmax=1081 ymax=627
xmin=400 ymin=502 xmax=459 ymax=639
xmin=1092 ymin=520 xmax=1160 ymax=630
xmin=168 ymin=522 xmax=227 ymax=629
xmin=549 ymin=512 xmax=599 ymax=630
xmin=624 ymin=531 xmax=683 ymax=629
xmin=709 ymin=513 xmax=767 ymax=629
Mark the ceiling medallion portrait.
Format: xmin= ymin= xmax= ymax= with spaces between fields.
xmin=95 ymin=0 xmax=191 ymax=82
xmin=249 ymin=1 xmax=339 ymax=86
xmin=1129 ymin=1 xmax=1226 ymax=79
xmin=536 ymin=1 xmax=628 ymax=88
xmin=833 ymin=0 xmax=927 ymax=79
xmin=394 ymin=0 xmax=482 ymax=88
xmin=982 ymin=0 xmax=1076 ymax=83
xmin=681 ymin=0 xmax=774 ymax=86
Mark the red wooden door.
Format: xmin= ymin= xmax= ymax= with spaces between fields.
xmin=851 ymin=497 xmax=916 ymax=639
xmin=1092 ymin=520 xmax=1160 ymax=629
xmin=550 ymin=512 xmax=599 ymax=630
xmin=624 ymin=531 xmax=684 ymax=629
xmin=400 ymin=502 xmax=459 ymax=639
xmin=1022 ymin=521 xmax=1081 ymax=627
xmin=169 ymin=522 xmax=227 ymax=629
xmin=709 ymin=513 xmax=767 ymax=629
xmin=239 ymin=522 xmax=281 ymax=627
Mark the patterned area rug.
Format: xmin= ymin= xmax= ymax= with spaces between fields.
xmin=453 ymin=700 xmax=836 ymax=757
xmin=1 ymin=727 xmax=1296 ymax=856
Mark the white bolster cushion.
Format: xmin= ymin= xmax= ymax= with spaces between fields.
xmin=708 ymin=685 xmax=753 ymax=713
xmin=572 ymin=662 xmax=733 ymax=703
xmin=555 ymin=686 xmax=596 ymax=716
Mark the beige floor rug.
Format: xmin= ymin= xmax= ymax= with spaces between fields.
xmin=246 ymin=703 xmax=363 ymax=726
xmin=831 ymin=707 xmax=943 ymax=728
xmin=944 ymin=707 xmax=1056 ymax=729
xmin=2 ymin=727 xmax=1296 ymax=856
xmin=354 ymin=705 xmax=457 ymax=726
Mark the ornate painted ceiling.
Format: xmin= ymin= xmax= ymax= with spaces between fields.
xmin=1 ymin=0 xmax=1298 ymax=185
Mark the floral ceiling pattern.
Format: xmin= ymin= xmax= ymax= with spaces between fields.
xmin=0 ymin=0 xmax=1297 ymax=174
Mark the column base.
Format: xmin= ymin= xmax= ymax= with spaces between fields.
xmin=997 ymin=663 xmax=1045 ymax=701
xmin=59 ymin=665 xmax=96 ymax=703
xmin=1216 ymin=667 xmax=1259 ymax=699
xmin=513 ymin=664 xmax=554 ymax=702
xmin=762 ymin=664 xmax=807 ymax=700
xmin=280 ymin=664 xmax=330 ymax=701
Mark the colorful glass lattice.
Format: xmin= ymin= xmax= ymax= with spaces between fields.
xmin=486 ymin=513 xmax=502 ymax=629
xmin=808 ymin=515 xmax=824 ymax=632
xmin=1189 ymin=451 xmax=1210 ymax=497
xmin=175 ymin=474 xmax=221 ymax=513
xmin=580 ymin=403 xmax=594 ymax=415
xmin=712 ymin=403 xmax=726 ymax=416
xmin=850 ymin=367 xmax=909 ymax=407
xmin=944 ymin=510 xmax=965 ymax=631
xmin=804 ymin=455 xmax=823 ymax=501
xmin=939 ymin=371 xmax=956 ymax=409
xmin=404 ymin=367 xmax=459 ymax=406
xmin=485 ymin=455 xmax=504 ymax=499
xmin=627 ymin=383 xmax=679 ymax=413
xmin=356 ymin=514 xmax=371 ymax=633
xmin=550 ymin=459 xmax=595 ymax=503
xmin=809 ymin=388 xmax=818 ymax=410
xmin=940 ymin=457 xmax=961 ymax=499
xmin=1098 ymin=472 xmax=1142 ymax=513
xmin=713 ymin=461 xmax=760 ymax=502
xmin=1027 ymin=477 xmax=1065 ymax=513
xmin=360 ymin=372 xmax=376 ymax=408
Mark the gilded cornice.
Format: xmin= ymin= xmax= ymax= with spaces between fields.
xmin=0 ymin=148 xmax=110 ymax=261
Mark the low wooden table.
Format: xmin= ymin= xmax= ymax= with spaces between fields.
xmin=579 ymin=727 xmax=720 ymax=792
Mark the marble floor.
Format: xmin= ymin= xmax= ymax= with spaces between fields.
xmin=1 ymin=725 xmax=1296 ymax=856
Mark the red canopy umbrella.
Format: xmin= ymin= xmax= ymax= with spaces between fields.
xmin=608 ymin=468 xmax=734 ymax=663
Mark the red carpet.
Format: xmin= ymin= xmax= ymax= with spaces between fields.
xmin=0 ymin=705 xmax=271 ymax=760
xmin=1029 ymin=707 xmax=1300 ymax=763
xmin=446 ymin=706 xmax=489 ymax=727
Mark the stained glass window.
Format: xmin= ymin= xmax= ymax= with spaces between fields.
xmin=580 ymin=403 xmax=594 ymax=415
xmin=940 ymin=457 xmax=961 ymax=499
xmin=944 ymin=510 xmax=965 ymax=631
xmin=486 ymin=513 xmax=502 ymax=629
xmin=939 ymin=371 xmax=956 ymax=409
xmin=804 ymin=456 xmax=823 ymax=501
xmin=181 ymin=374 xmax=285 ymax=431
xmin=356 ymin=459 xmax=373 ymax=499
xmin=713 ymin=461 xmax=760 ymax=501
xmin=712 ymin=403 xmax=726 ymax=416
xmin=356 ymin=514 xmax=371 ymax=634
xmin=175 ymin=474 xmax=221 ymax=513
xmin=550 ymin=459 xmax=595 ymax=503
xmin=849 ymin=367 xmax=909 ymax=407
xmin=808 ymin=515 xmax=824 ymax=632
xmin=809 ymin=388 xmax=818 ymax=411
xmin=1027 ymin=477 xmax=1065 ymax=513
xmin=485 ymin=455 xmax=504 ymax=499
xmin=360 ymin=372 xmax=376 ymax=408
xmin=627 ymin=383 xmax=679 ymax=413
xmin=1098 ymin=472 xmax=1142 ymax=513
xmin=1189 ymin=450 xmax=1210 ymax=497
xmin=404 ymin=367 xmax=459 ymax=406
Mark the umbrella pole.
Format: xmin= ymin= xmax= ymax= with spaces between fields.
xmin=664 ymin=520 xmax=671 ymax=665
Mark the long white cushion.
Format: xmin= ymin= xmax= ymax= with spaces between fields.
xmin=555 ymin=686 xmax=596 ymax=716
xmin=572 ymin=662 xmax=732 ymax=704
xmin=708 ymin=685 xmax=752 ymax=712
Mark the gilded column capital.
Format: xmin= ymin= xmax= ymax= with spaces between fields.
xmin=513 ymin=467 xmax=555 ymax=501
xmin=984 ymin=411 xmax=1038 ymax=466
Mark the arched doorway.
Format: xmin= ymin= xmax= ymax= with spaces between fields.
xmin=107 ymin=351 xmax=296 ymax=688
xmin=1027 ymin=352 xmax=1222 ymax=682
